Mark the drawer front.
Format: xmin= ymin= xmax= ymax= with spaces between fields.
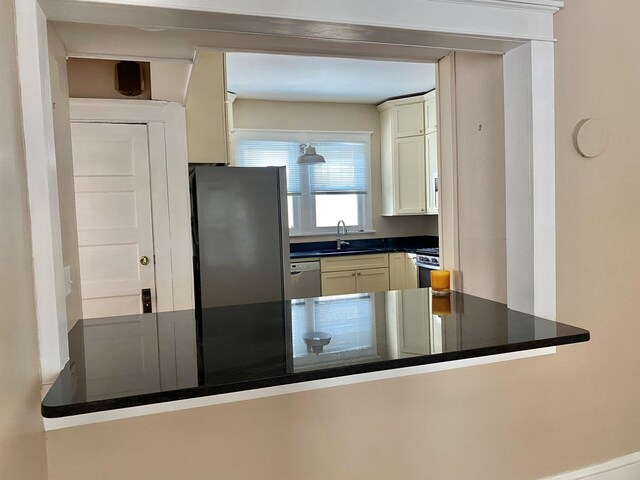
xmin=320 ymin=253 xmax=389 ymax=273
xmin=321 ymin=271 xmax=357 ymax=296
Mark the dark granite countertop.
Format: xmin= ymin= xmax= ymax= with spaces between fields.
xmin=42 ymin=288 xmax=589 ymax=418
xmin=290 ymin=235 xmax=438 ymax=259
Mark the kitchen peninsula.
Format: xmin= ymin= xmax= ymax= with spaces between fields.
xmin=42 ymin=288 xmax=589 ymax=419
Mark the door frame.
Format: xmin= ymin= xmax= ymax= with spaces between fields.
xmin=70 ymin=99 xmax=194 ymax=318
xmin=15 ymin=0 xmax=561 ymax=383
xmin=72 ymin=121 xmax=159 ymax=317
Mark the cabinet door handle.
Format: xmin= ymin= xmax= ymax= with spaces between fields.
xmin=357 ymin=272 xmax=361 ymax=276
xmin=352 ymin=273 xmax=356 ymax=276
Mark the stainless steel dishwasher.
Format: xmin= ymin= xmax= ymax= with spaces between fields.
xmin=290 ymin=260 xmax=321 ymax=299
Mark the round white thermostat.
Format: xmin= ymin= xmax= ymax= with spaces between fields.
xmin=573 ymin=118 xmax=608 ymax=158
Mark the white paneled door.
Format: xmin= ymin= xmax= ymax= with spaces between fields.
xmin=71 ymin=123 xmax=156 ymax=319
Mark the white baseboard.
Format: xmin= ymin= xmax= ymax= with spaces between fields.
xmin=542 ymin=452 xmax=640 ymax=480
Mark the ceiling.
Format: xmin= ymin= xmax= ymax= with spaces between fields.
xmin=226 ymin=53 xmax=435 ymax=104
xmin=51 ymin=21 xmax=437 ymax=104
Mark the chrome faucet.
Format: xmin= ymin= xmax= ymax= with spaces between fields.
xmin=336 ymin=220 xmax=349 ymax=250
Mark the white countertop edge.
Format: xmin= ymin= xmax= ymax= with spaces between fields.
xmin=43 ymin=347 xmax=555 ymax=431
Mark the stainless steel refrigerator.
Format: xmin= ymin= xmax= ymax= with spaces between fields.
xmin=189 ymin=165 xmax=291 ymax=308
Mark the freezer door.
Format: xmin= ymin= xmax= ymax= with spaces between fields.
xmin=192 ymin=166 xmax=289 ymax=308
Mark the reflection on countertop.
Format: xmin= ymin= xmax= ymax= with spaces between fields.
xmin=42 ymin=288 xmax=589 ymax=418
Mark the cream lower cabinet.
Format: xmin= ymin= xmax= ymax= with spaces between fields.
xmin=355 ymin=268 xmax=390 ymax=293
xmin=389 ymin=253 xmax=406 ymax=290
xmin=321 ymin=254 xmax=390 ymax=296
xmin=389 ymin=252 xmax=419 ymax=290
xmin=321 ymin=270 xmax=357 ymax=296
xmin=405 ymin=254 xmax=419 ymax=289
xmin=322 ymin=268 xmax=389 ymax=295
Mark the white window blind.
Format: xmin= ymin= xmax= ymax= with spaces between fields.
xmin=234 ymin=140 xmax=301 ymax=194
xmin=308 ymin=142 xmax=368 ymax=194
xmin=291 ymin=294 xmax=374 ymax=358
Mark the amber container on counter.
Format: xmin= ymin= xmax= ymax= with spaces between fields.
xmin=430 ymin=269 xmax=451 ymax=293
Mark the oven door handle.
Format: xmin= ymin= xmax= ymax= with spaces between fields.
xmin=416 ymin=262 xmax=440 ymax=270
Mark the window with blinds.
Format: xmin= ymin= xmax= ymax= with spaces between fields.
xmin=307 ymin=142 xmax=367 ymax=195
xmin=232 ymin=130 xmax=372 ymax=235
xmin=233 ymin=140 xmax=302 ymax=194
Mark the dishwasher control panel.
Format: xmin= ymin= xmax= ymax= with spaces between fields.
xmin=291 ymin=261 xmax=320 ymax=273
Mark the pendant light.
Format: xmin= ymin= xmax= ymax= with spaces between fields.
xmin=297 ymin=145 xmax=326 ymax=165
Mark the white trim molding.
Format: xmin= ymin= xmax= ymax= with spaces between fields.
xmin=504 ymin=41 xmax=556 ymax=319
xmin=440 ymin=0 xmax=563 ymax=13
xmin=541 ymin=452 xmax=640 ymax=480
xmin=231 ymin=128 xmax=374 ymax=142
xmin=436 ymin=53 xmax=462 ymax=291
xmin=15 ymin=0 xmax=70 ymax=383
xmin=40 ymin=0 xmax=562 ymax=42
xmin=70 ymin=98 xmax=195 ymax=314
xmin=70 ymin=98 xmax=172 ymax=122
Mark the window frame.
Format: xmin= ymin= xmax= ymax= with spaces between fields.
xmin=231 ymin=129 xmax=374 ymax=237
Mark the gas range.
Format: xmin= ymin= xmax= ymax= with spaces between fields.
xmin=415 ymin=247 xmax=440 ymax=269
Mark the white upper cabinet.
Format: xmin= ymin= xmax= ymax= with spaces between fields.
xmin=393 ymin=102 xmax=424 ymax=138
xmin=424 ymin=90 xmax=437 ymax=134
xmin=379 ymin=92 xmax=438 ymax=216
xmin=425 ymin=131 xmax=439 ymax=215
xmin=394 ymin=136 xmax=426 ymax=214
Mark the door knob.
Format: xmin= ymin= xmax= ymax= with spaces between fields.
xmin=140 ymin=256 xmax=150 ymax=266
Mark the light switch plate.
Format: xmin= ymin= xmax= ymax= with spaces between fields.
xmin=63 ymin=265 xmax=72 ymax=296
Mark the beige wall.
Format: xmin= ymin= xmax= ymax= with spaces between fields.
xmin=233 ymin=98 xmax=439 ymax=243
xmin=67 ymin=57 xmax=152 ymax=100
xmin=45 ymin=2 xmax=640 ymax=479
xmin=455 ymin=52 xmax=507 ymax=303
xmin=0 ymin=0 xmax=49 ymax=478
xmin=48 ymin=24 xmax=84 ymax=329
